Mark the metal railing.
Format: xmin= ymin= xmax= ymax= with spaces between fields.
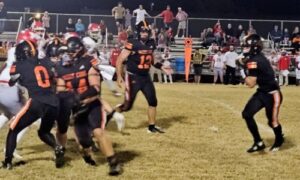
xmin=5 ymin=11 xmax=300 ymax=38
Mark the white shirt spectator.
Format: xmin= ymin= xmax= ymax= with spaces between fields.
xmin=133 ymin=6 xmax=150 ymax=25
xmin=224 ymin=50 xmax=238 ymax=68
xmin=212 ymin=53 xmax=225 ymax=68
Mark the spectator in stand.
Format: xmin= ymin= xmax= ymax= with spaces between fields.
xmin=211 ymin=49 xmax=225 ymax=84
xmin=150 ymin=51 xmax=163 ymax=83
xmin=278 ymin=50 xmax=291 ymax=86
xmin=224 ymin=23 xmax=235 ymax=44
xmin=124 ymin=9 xmax=132 ymax=29
xmin=282 ymin=28 xmax=290 ymax=46
xmin=208 ymin=41 xmax=219 ymax=54
xmin=117 ymin=26 xmax=128 ymax=46
xmin=213 ymin=21 xmax=224 ymax=46
xmin=133 ymin=5 xmax=151 ymax=25
xmin=200 ymin=28 xmax=207 ymax=42
xmin=149 ymin=23 xmax=157 ymax=40
xmin=0 ymin=1 xmax=7 ymax=33
xmin=291 ymin=26 xmax=300 ymax=40
xmin=247 ymin=24 xmax=256 ymax=35
xmin=126 ymin=25 xmax=134 ymax=39
xmin=292 ymin=33 xmax=300 ymax=51
xmin=99 ymin=20 xmax=106 ymax=43
xmin=110 ymin=44 xmax=121 ymax=67
xmin=75 ymin=18 xmax=85 ymax=37
xmin=175 ymin=7 xmax=188 ymax=38
xmin=268 ymin=50 xmax=279 ymax=72
xmin=204 ymin=28 xmax=215 ymax=46
xmin=157 ymin=28 xmax=167 ymax=52
xmin=112 ymin=2 xmax=126 ymax=28
xmin=291 ymin=27 xmax=300 ymax=50
xmin=166 ymin=27 xmax=175 ymax=46
xmin=295 ymin=51 xmax=300 ymax=86
xmin=236 ymin=24 xmax=244 ymax=41
xmin=224 ymin=45 xmax=238 ymax=85
xmin=155 ymin=5 xmax=174 ymax=29
xmin=65 ymin=18 xmax=75 ymax=32
xmin=239 ymin=30 xmax=246 ymax=45
xmin=42 ymin=11 xmax=50 ymax=32
xmin=270 ymin=25 xmax=283 ymax=47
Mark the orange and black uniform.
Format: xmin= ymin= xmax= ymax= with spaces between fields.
xmin=5 ymin=58 xmax=59 ymax=163
xmin=56 ymin=56 xmax=106 ymax=148
xmin=242 ymin=53 xmax=283 ymax=143
xmin=120 ymin=39 xmax=159 ymax=111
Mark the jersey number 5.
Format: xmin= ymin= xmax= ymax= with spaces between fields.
xmin=34 ymin=66 xmax=50 ymax=88
xmin=138 ymin=55 xmax=152 ymax=69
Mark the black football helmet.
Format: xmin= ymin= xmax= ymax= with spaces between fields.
xmin=66 ymin=37 xmax=84 ymax=59
xmin=46 ymin=38 xmax=61 ymax=58
xmin=15 ymin=40 xmax=37 ymax=61
xmin=242 ymin=34 xmax=263 ymax=56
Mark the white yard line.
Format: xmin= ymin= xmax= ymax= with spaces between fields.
xmin=201 ymin=97 xmax=273 ymax=134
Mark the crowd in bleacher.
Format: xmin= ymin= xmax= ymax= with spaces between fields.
xmin=1 ymin=1 xmax=300 ymax=85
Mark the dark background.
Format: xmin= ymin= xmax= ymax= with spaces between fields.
xmin=3 ymin=0 xmax=300 ymax=19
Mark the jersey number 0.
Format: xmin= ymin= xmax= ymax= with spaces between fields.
xmin=34 ymin=66 xmax=51 ymax=88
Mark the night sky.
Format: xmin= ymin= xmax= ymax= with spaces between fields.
xmin=4 ymin=0 xmax=300 ymax=19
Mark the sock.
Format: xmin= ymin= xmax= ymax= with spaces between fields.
xmin=106 ymin=110 xmax=116 ymax=125
xmin=107 ymin=154 xmax=118 ymax=166
xmin=273 ymin=124 xmax=283 ymax=140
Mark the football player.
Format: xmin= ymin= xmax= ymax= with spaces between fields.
xmin=55 ymin=37 xmax=121 ymax=175
xmin=2 ymin=39 xmax=63 ymax=169
xmin=116 ymin=21 xmax=171 ymax=133
xmin=239 ymin=34 xmax=284 ymax=153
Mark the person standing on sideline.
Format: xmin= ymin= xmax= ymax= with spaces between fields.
xmin=224 ymin=45 xmax=238 ymax=84
xmin=238 ymin=34 xmax=284 ymax=153
xmin=175 ymin=7 xmax=188 ymax=38
xmin=211 ymin=49 xmax=225 ymax=84
xmin=192 ymin=48 xmax=207 ymax=84
xmin=277 ymin=50 xmax=290 ymax=86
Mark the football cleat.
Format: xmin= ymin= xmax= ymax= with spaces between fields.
xmin=270 ymin=136 xmax=284 ymax=152
xmin=54 ymin=145 xmax=65 ymax=168
xmin=108 ymin=162 xmax=121 ymax=176
xmin=1 ymin=161 xmax=12 ymax=170
xmin=247 ymin=141 xmax=266 ymax=153
xmin=147 ymin=126 xmax=165 ymax=134
xmin=83 ymin=155 xmax=96 ymax=166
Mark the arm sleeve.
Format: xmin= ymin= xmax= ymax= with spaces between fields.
xmin=247 ymin=61 xmax=258 ymax=77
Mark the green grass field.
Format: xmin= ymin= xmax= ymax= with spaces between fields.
xmin=0 ymin=83 xmax=300 ymax=180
